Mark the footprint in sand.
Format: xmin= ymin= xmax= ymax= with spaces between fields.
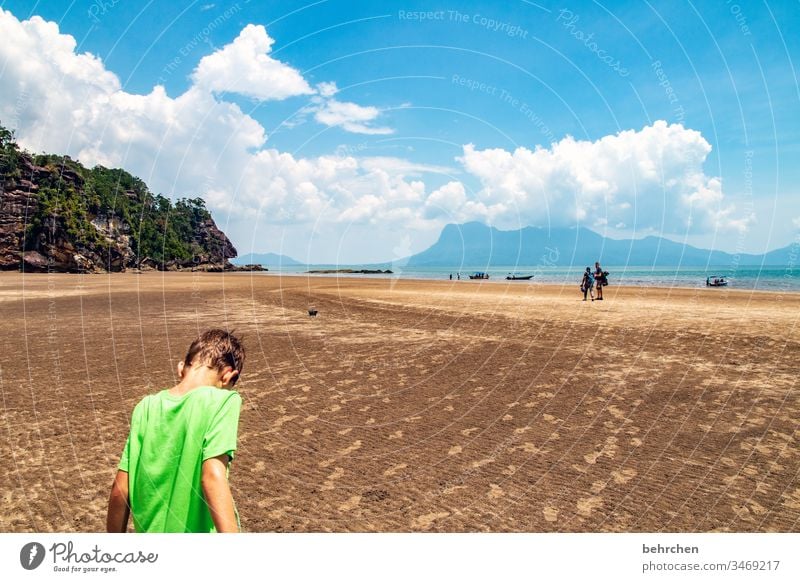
xmin=272 ymin=414 xmax=298 ymax=428
xmin=461 ymin=428 xmax=479 ymax=436
xmin=585 ymin=437 xmax=619 ymax=464
xmin=442 ymin=485 xmax=466 ymax=495
xmin=412 ymin=511 xmax=450 ymax=530
xmin=387 ymin=430 xmax=403 ymax=440
xmin=576 ymin=496 xmax=604 ymax=517
xmin=448 ymin=445 xmax=462 ymax=456
xmin=443 ymin=405 xmax=454 ymax=412
xmin=488 ymin=484 xmax=505 ymax=499
xmin=321 ymin=467 xmax=345 ymax=490
xmin=304 ymin=415 xmax=319 ymax=424
xmin=611 ymin=468 xmax=637 ymax=484
xmin=338 ymin=427 xmax=353 ymax=436
xmin=502 ymin=414 xmax=513 ymax=421
xmin=383 ymin=463 xmax=407 ymax=477
xmin=543 ymin=506 xmax=559 ymax=523
xmin=517 ymin=442 xmax=542 ymax=454
xmin=608 ymin=405 xmax=625 ymax=419
xmin=502 ymin=465 xmax=517 ymax=476
xmin=591 ymin=481 xmax=607 ymax=493
xmin=338 ymin=495 xmax=362 ymax=512
xmin=584 ymin=451 xmax=602 ymax=465
xmin=338 ymin=440 xmax=362 ymax=455
xmin=782 ymin=488 xmax=800 ymax=510
xmin=302 ymin=428 xmax=313 ymax=436
xmin=471 ymin=458 xmax=494 ymax=469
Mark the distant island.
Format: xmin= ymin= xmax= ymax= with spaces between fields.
xmin=232 ymin=252 xmax=303 ymax=267
xmin=0 ymin=123 xmax=260 ymax=273
xmin=307 ymin=268 xmax=393 ymax=275
xmin=401 ymin=222 xmax=797 ymax=267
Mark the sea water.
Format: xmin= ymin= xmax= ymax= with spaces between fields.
xmin=247 ymin=265 xmax=800 ymax=292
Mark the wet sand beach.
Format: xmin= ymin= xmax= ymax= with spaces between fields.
xmin=0 ymin=272 xmax=798 ymax=532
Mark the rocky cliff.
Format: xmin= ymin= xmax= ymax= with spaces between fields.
xmin=0 ymin=124 xmax=255 ymax=273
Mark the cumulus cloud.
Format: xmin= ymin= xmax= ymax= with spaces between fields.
xmin=459 ymin=121 xmax=752 ymax=234
xmin=0 ymin=11 xmax=269 ymax=203
xmin=0 ymin=9 xmax=401 ymax=220
xmin=424 ymin=181 xmax=466 ymax=219
xmin=313 ymin=99 xmax=393 ymax=135
xmin=304 ymin=81 xmax=394 ymax=135
xmin=192 ymin=24 xmax=313 ymax=101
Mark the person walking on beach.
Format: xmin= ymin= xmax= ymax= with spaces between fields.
xmin=594 ymin=261 xmax=605 ymax=301
xmin=107 ymin=329 xmax=245 ymax=533
xmin=449 ymin=273 xmax=452 ymax=280
xmin=581 ymin=267 xmax=595 ymax=301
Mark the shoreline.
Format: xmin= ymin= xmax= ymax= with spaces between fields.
xmin=19 ymin=269 xmax=791 ymax=296
xmin=209 ymin=271 xmax=800 ymax=295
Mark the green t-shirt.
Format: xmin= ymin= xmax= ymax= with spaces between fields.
xmin=118 ymin=386 xmax=242 ymax=533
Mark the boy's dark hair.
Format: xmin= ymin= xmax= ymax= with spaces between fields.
xmin=184 ymin=329 xmax=245 ymax=385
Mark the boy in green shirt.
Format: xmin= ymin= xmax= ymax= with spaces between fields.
xmin=106 ymin=329 xmax=245 ymax=533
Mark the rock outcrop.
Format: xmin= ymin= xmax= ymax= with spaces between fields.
xmin=0 ymin=125 xmax=254 ymax=273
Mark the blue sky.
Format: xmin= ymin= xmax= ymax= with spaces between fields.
xmin=1 ymin=0 xmax=799 ymax=262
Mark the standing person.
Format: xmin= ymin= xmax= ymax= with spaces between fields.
xmin=457 ymin=273 xmax=460 ymax=280
xmin=581 ymin=267 xmax=595 ymax=301
xmin=107 ymin=329 xmax=246 ymax=533
xmin=594 ymin=261 xmax=605 ymax=301
xmin=449 ymin=273 xmax=452 ymax=280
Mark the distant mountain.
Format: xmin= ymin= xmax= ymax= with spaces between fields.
xmin=232 ymin=252 xmax=303 ymax=266
xmin=403 ymin=222 xmax=796 ymax=267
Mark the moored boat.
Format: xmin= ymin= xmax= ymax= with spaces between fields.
xmin=706 ymin=276 xmax=728 ymax=287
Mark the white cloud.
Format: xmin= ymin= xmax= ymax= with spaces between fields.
xmin=316 ymin=81 xmax=338 ymax=98
xmin=192 ymin=24 xmax=313 ymax=101
xmin=313 ymin=99 xmax=393 ymax=135
xmin=358 ymin=157 xmax=454 ymax=176
xmin=459 ymin=121 xmax=752 ymax=234
xmin=424 ymin=181 xmax=467 ymax=219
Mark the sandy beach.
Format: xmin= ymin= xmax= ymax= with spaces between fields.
xmin=0 ymin=272 xmax=797 ymax=532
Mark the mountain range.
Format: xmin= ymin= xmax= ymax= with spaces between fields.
xmin=399 ymin=222 xmax=797 ymax=267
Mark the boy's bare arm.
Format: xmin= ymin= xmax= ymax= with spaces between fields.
xmin=201 ymin=454 xmax=238 ymax=532
xmin=106 ymin=470 xmax=130 ymax=533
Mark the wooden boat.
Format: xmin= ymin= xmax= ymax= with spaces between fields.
xmin=469 ymin=272 xmax=489 ymax=280
xmin=706 ymin=276 xmax=728 ymax=287
xmin=506 ymin=274 xmax=533 ymax=280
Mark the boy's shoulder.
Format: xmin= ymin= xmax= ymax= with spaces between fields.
xmin=131 ymin=387 xmax=240 ymax=411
